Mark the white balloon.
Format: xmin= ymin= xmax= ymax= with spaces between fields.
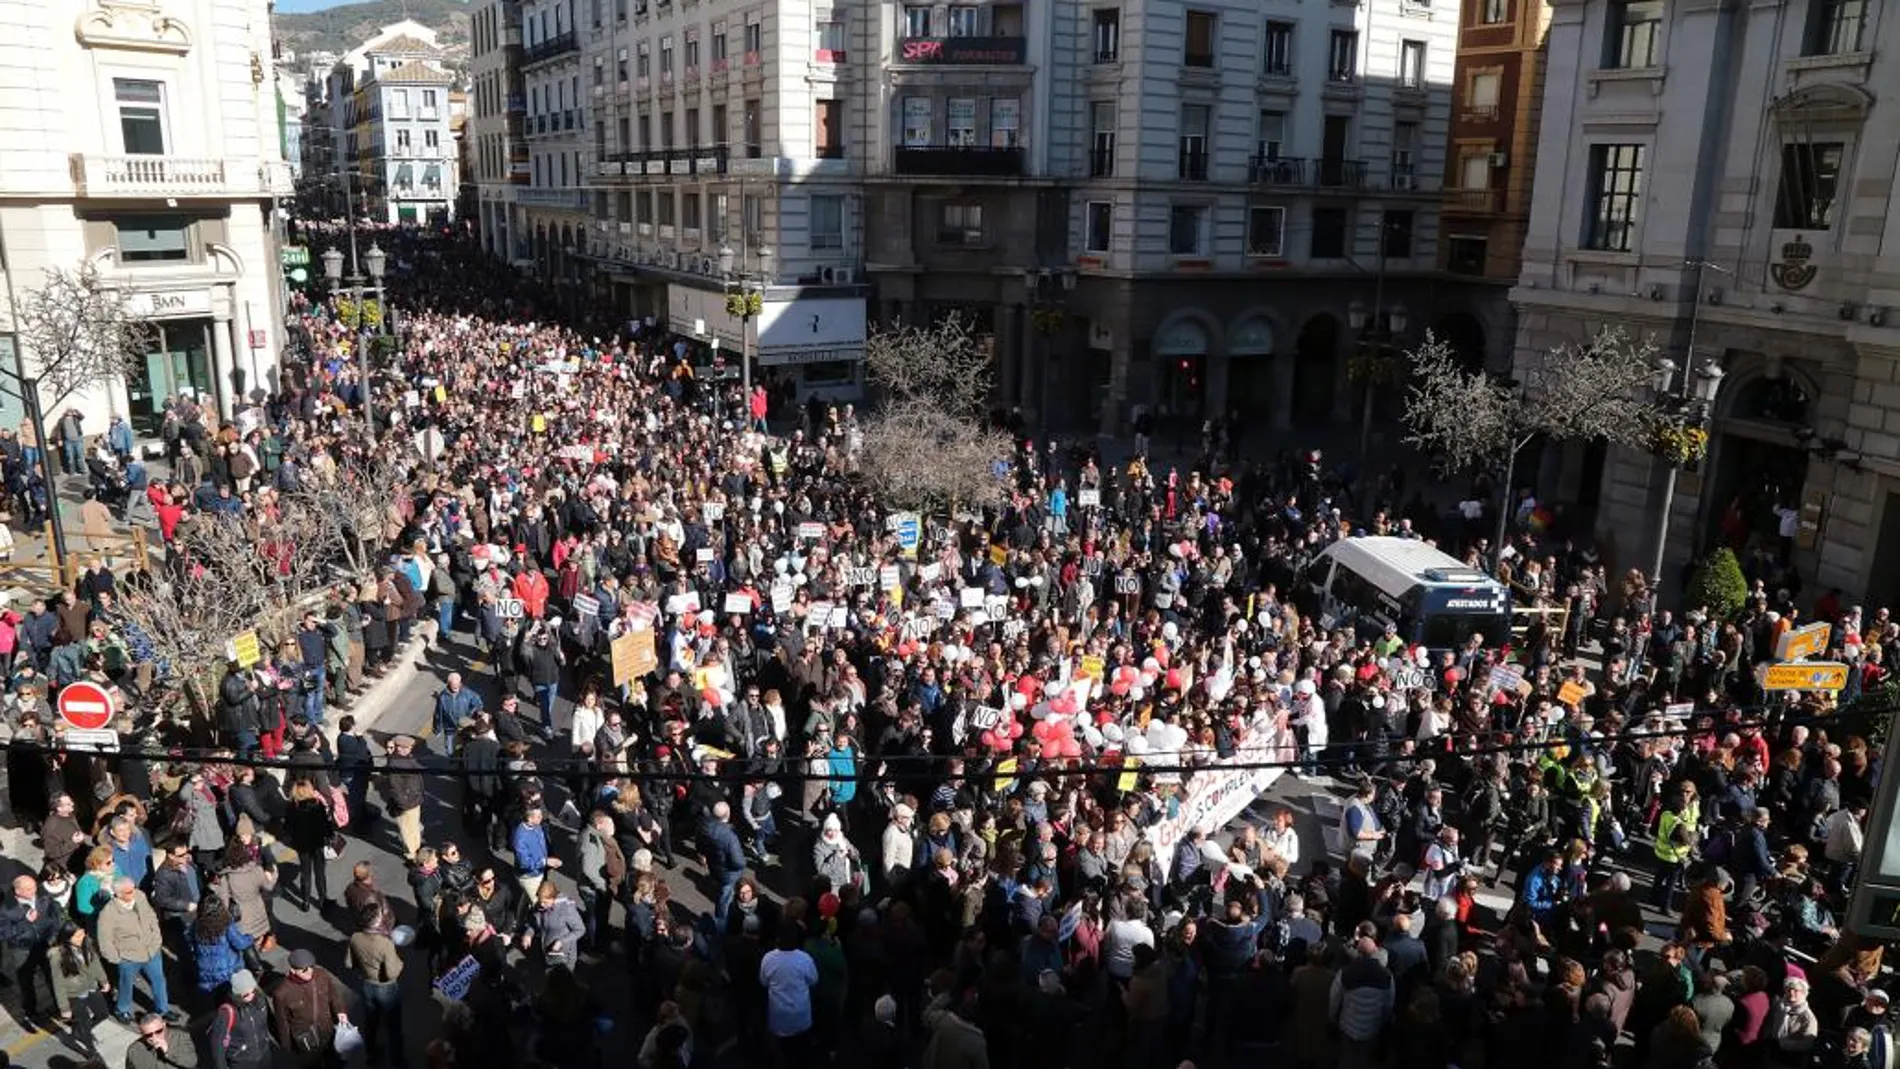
xmin=1129 ymin=686 xmax=1146 ymax=701
xmin=1044 ymin=680 xmax=1066 ymax=697
xmin=1014 ymin=576 xmax=1030 ymax=589
xmin=1081 ymin=723 xmax=1105 ymax=749
xmin=1142 ymin=657 xmax=1161 ymax=672
xmin=1010 ymin=692 xmax=1029 ymax=711
xmin=1162 ymin=622 xmax=1179 ymax=641
xmin=1125 ymin=735 xmax=1149 ymax=755
xmin=1030 ymin=702 xmax=1051 ymax=721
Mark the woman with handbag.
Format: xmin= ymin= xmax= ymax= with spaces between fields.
xmin=283 ymin=780 xmax=336 ymax=911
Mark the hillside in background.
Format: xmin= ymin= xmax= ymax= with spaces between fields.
xmin=273 ymin=0 xmax=472 ymax=65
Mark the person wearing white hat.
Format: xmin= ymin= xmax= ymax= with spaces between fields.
xmin=882 ymin=803 xmax=917 ymax=890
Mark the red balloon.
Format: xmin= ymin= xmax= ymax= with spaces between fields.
xmin=1110 ymin=680 xmax=1131 ymax=697
xmin=1058 ymin=738 xmax=1082 ymax=759
xmin=1165 ymin=668 xmax=1185 ymax=690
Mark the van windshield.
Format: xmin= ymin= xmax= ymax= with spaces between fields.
xmin=1421 ymin=612 xmax=1511 ymax=650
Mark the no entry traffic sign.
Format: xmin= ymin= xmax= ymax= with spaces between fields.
xmin=58 ymin=680 xmax=116 ymax=732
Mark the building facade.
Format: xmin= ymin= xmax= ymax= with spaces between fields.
xmin=1511 ymin=0 xmax=1900 ymax=602
xmin=581 ymin=0 xmax=874 ymax=401
xmin=1436 ymin=0 xmax=1551 ymax=363
xmin=470 ymin=0 xmax=529 ymax=261
xmin=350 ymin=35 xmax=460 ymax=224
xmin=0 ymin=0 xmax=292 ymax=434
xmin=520 ymin=0 xmax=592 ymax=299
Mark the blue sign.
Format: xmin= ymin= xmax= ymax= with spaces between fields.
xmin=434 ymin=954 xmax=480 ymax=1001
xmin=893 ymin=513 xmax=921 ymax=558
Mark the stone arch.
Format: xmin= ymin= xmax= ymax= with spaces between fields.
xmin=1225 ymin=311 xmax=1279 ymax=355
xmin=205 ymin=242 xmax=245 ymax=277
xmin=1151 ymin=310 xmax=1220 ymax=356
xmin=1712 ymin=354 xmax=1822 ymax=428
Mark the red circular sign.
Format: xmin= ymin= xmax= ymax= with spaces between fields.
xmin=58 ymin=681 xmax=115 ymax=732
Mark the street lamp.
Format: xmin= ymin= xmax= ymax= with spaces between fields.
xmin=320 ymin=243 xmax=378 ymax=439
xmin=1350 ymin=300 xmax=1409 ymax=456
xmin=719 ymin=243 xmax=765 ymax=426
xmin=1649 ymin=355 xmax=1725 ymax=584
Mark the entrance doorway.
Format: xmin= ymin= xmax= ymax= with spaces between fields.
xmin=1292 ymin=315 xmax=1340 ymax=427
xmin=128 ymin=319 xmax=215 ymax=437
xmin=1704 ymin=433 xmax=1810 ymax=562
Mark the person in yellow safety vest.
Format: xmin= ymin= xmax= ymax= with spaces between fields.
xmin=1651 ymin=798 xmax=1697 ymax=913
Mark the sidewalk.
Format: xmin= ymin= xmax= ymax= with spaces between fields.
xmin=0 ymin=630 xmax=433 ymax=1065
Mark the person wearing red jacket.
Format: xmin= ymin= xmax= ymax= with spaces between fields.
xmin=513 ymin=566 xmax=550 ymax=619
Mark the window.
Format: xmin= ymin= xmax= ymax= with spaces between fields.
xmin=1382 ymin=210 xmax=1415 ymax=258
xmin=660 ymin=38 xmax=674 ymax=73
xmin=388 ymin=88 xmax=411 ymax=119
xmin=1257 ymin=111 xmax=1286 ymax=160
xmin=1093 ymin=9 xmax=1121 ymax=61
xmin=1447 ymin=235 xmax=1488 ymax=274
xmin=1168 ymin=204 xmax=1207 ymax=255
xmin=743 ymin=194 xmax=764 ymax=242
xmin=1481 ymin=0 xmax=1509 ymax=22
xmin=661 ymin=110 xmax=675 ymax=148
xmin=1179 ymin=104 xmax=1210 ymax=179
xmin=712 ymin=104 xmax=728 ymax=145
xmin=1263 ymin=22 xmax=1294 ymax=75
xmin=421 ymin=90 xmax=439 ymax=117
xmin=682 ymin=192 xmax=702 ymax=230
xmin=1583 ymin=143 xmax=1646 ymax=251
xmin=115 ymin=215 xmax=191 ymax=263
xmin=1392 ymin=122 xmax=1417 ymax=185
xmin=396 ymin=128 xmax=412 ymax=152
xmin=947 ymin=98 xmax=977 ymax=147
xmin=657 ymin=190 xmax=675 ymax=226
xmin=712 ymin=193 xmax=729 ymax=240
xmin=1247 ymin=206 xmax=1286 ymax=256
xmin=636 ymin=191 xmax=653 ymax=224
xmin=947 ymin=6 xmax=978 ymax=35
xmin=990 ymin=99 xmax=1021 ymax=148
xmin=1399 ymin=40 xmax=1427 ymax=87
xmin=902 ymin=97 xmax=933 ymax=146
xmin=815 ymin=99 xmax=844 ymax=157
xmin=1090 ymin=102 xmax=1115 ymax=176
xmin=1604 ymin=0 xmax=1662 ymax=68
xmin=745 ymin=22 xmax=763 ymax=54
xmin=1773 ymin=142 xmax=1845 ymax=228
xmin=425 ymin=129 xmax=441 ymax=150
xmin=1804 ymin=0 xmax=1866 ymax=54
xmin=637 ymin=113 xmax=651 ymax=148
xmin=904 ymin=5 xmax=932 ymax=36
xmin=1460 ymin=153 xmax=1491 ymax=189
xmin=1085 ymin=201 xmax=1113 ymax=253
xmin=810 ymin=194 xmax=844 ymax=249
xmin=992 ymin=5 xmax=1025 ymax=34
xmin=685 ymin=38 xmax=699 ymax=68
xmin=712 ymin=31 xmax=728 ymax=60
xmin=685 ymin=107 xmax=700 ymax=146
xmin=1329 ymin=30 xmax=1359 ymax=80
xmin=1184 ymin=11 xmax=1217 ymax=66
xmin=1311 ymin=207 xmax=1348 ymax=258
xmin=637 ymin=49 xmax=651 ymax=76
xmin=744 ymin=99 xmax=762 ymax=155
xmin=939 ymin=202 xmax=984 ymax=245
xmin=1468 ymin=71 xmax=1502 ymax=115
xmin=113 ymin=78 xmax=166 ymax=155
xmin=816 ymin=18 xmax=846 ymax=54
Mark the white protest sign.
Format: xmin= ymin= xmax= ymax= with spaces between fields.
xmin=696 ymin=547 xmax=715 ymax=564
xmin=903 ymin=617 xmax=937 ymax=641
xmin=704 ymin=501 xmax=726 ymax=523
xmin=828 ymin=606 xmax=850 ymax=630
xmin=1115 ymin=575 xmax=1141 ymax=595
xmin=771 ymin=584 xmax=795 ymax=614
xmin=723 ymin=593 xmax=753 ymax=615
xmin=959 ymin=587 xmax=985 ymax=609
xmin=572 ymin=594 xmax=601 ymax=618
xmin=665 ymin=591 xmax=702 ymax=615
xmin=880 ymin=565 xmax=901 ymax=590
xmin=497 ymin=598 xmax=525 ymax=620
xmin=806 ymin=601 xmax=834 ymax=630
xmin=797 ymin=522 xmax=825 ymax=541
xmin=933 ymin=598 xmax=956 ymax=620
xmin=921 ymin=563 xmax=942 ymax=582
xmin=985 ymin=595 xmax=1008 ymax=620
xmin=1078 ymin=488 xmax=1101 ymax=508
xmin=1002 ymin=619 xmax=1027 ymax=642
xmin=847 ymin=567 xmax=878 ymax=587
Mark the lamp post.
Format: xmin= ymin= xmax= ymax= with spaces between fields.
xmin=1648 ymin=353 xmax=1725 ymax=586
xmin=1348 ymin=298 xmax=1409 ymax=457
xmin=719 ymin=243 xmax=770 ymax=429
xmin=320 ymin=242 xmax=385 ymax=439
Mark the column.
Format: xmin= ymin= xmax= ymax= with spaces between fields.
xmin=1271 ymin=351 xmax=1295 ymax=431
xmin=210 ymin=315 xmax=237 ymax=420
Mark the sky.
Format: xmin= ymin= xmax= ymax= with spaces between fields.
xmin=274 ymin=0 xmax=409 ymax=13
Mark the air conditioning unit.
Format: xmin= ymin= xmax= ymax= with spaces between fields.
xmin=821 ymin=265 xmax=855 ymax=284
xmin=1487 ymin=152 xmax=1509 ymax=168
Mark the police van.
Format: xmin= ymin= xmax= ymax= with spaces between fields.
xmin=1303 ymin=536 xmax=1513 ymax=652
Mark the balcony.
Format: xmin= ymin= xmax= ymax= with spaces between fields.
xmin=1248 ymin=156 xmax=1304 ymax=185
xmin=70 ymin=154 xmax=257 ymax=198
xmin=522 ymin=31 xmax=579 ymax=68
xmin=893 ymin=145 xmax=1023 ymax=177
xmin=1444 ymin=187 xmax=1501 ymax=213
xmin=894 ymin=35 xmax=1028 ymax=65
xmin=1314 ymin=158 xmax=1366 ymax=189
xmin=1177 ymin=148 xmax=1208 ymax=181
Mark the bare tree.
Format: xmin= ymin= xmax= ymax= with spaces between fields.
xmin=1404 ymin=326 xmax=1668 ymax=563
xmin=857 ymin=315 xmax=1013 ymax=513
xmin=6 ymin=265 xmax=154 ymax=416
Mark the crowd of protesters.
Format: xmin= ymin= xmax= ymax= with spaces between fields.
xmin=0 ymin=224 xmax=1889 ymax=1069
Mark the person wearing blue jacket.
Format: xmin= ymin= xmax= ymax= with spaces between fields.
xmin=188 ymin=896 xmax=255 ymax=994
xmin=431 ymin=673 xmax=483 ymax=753
xmin=1521 ymin=850 xmax=1565 ymax=923
xmin=511 ymin=806 xmax=559 ymax=898
xmin=824 ymin=734 xmax=859 ymax=811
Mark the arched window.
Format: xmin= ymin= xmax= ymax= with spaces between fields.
xmin=1730 ymin=375 xmax=1811 ymax=425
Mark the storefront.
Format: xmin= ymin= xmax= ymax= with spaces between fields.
xmin=664 ymin=286 xmax=868 ymax=403
xmin=122 ymin=288 xmax=228 ymax=437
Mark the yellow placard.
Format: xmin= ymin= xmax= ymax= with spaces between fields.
xmin=433 ymin=384 xmax=447 ymax=403
xmin=992 ymin=756 xmax=1018 ymax=794
xmin=1775 ymin=622 xmax=1831 ymax=662
xmin=1117 ymin=758 xmax=1140 ymax=793
xmin=1557 ymin=681 xmax=1588 ymax=707
xmin=531 ymin=413 xmax=547 ymax=434
xmin=1759 ymin=661 xmax=1850 ymax=692
xmin=228 ymin=630 xmax=261 ymax=668
xmin=989 ymin=544 xmax=1008 ymax=566
xmin=1079 ymin=654 xmax=1105 ymax=681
